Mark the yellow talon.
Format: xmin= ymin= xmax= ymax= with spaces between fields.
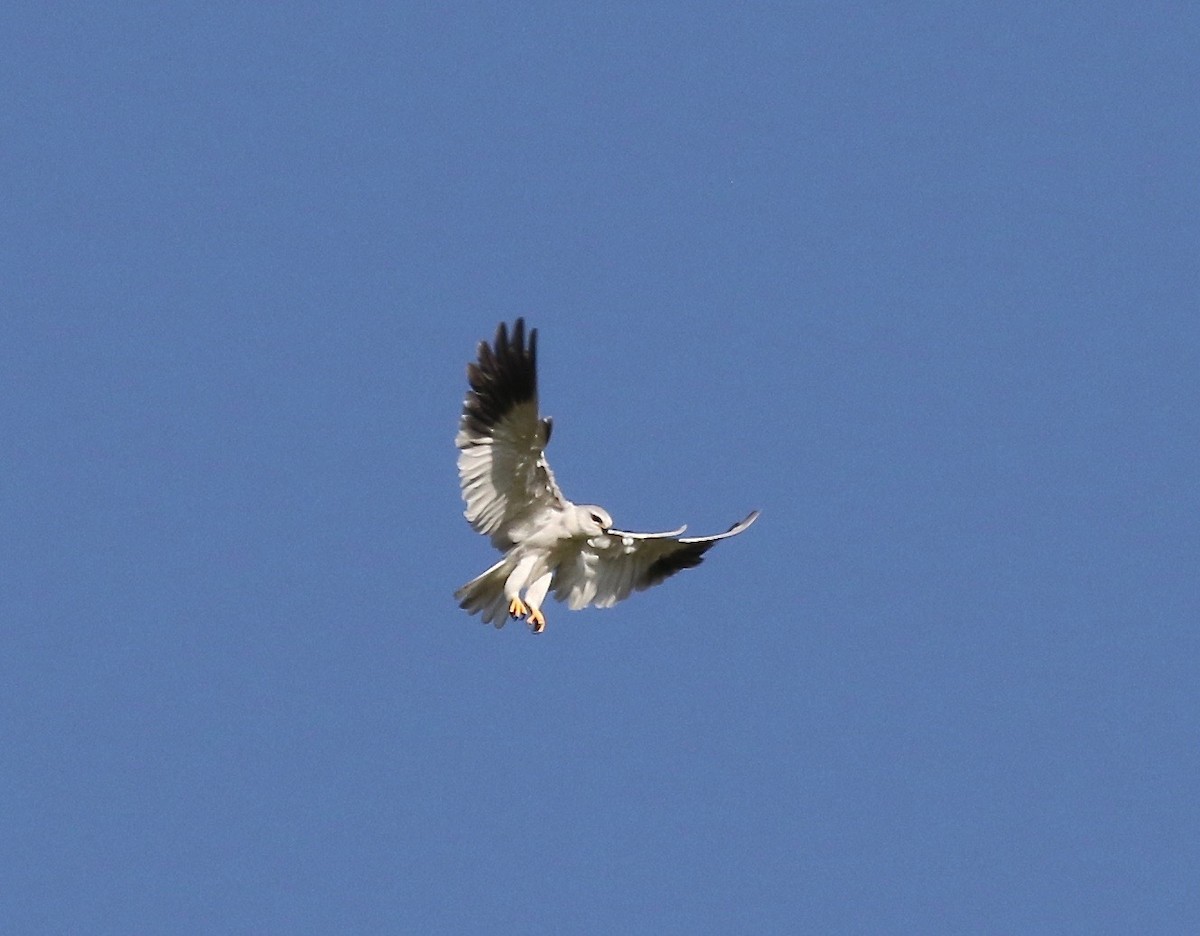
xmin=508 ymin=597 xmax=528 ymax=618
xmin=527 ymin=608 xmax=546 ymax=633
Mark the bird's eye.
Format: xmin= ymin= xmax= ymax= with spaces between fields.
xmin=590 ymin=514 xmax=603 ymax=525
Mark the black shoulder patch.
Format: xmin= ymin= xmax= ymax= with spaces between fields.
xmin=461 ymin=318 xmax=538 ymax=436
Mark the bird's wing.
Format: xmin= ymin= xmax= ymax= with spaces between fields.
xmin=456 ymin=319 xmax=567 ymax=549
xmin=552 ymin=511 xmax=760 ymax=610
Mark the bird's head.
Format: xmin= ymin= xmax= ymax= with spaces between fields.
xmin=575 ymin=505 xmax=613 ymax=537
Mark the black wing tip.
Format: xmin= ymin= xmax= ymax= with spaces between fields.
xmin=461 ymin=319 xmax=539 ymax=434
xmin=732 ymin=509 xmax=761 ymax=532
xmin=641 ymin=542 xmax=714 ymax=589
xmin=639 ymin=510 xmax=758 ymax=590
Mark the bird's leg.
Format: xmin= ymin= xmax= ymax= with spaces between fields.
xmin=503 ymin=556 xmax=538 ymax=619
xmin=522 ymin=572 xmax=553 ymax=635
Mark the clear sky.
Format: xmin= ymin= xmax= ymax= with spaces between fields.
xmin=3 ymin=3 xmax=1197 ymax=933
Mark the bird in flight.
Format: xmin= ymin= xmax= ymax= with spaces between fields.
xmin=455 ymin=319 xmax=759 ymax=633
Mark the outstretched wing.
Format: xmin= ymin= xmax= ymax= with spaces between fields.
xmin=456 ymin=318 xmax=567 ymax=549
xmin=552 ymin=511 xmax=760 ymax=610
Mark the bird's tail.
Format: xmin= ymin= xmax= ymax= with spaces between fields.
xmin=455 ymin=557 xmax=513 ymax=627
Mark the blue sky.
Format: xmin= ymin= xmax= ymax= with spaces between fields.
xmin=3 ymin=3 xmax=1197 ymax=933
